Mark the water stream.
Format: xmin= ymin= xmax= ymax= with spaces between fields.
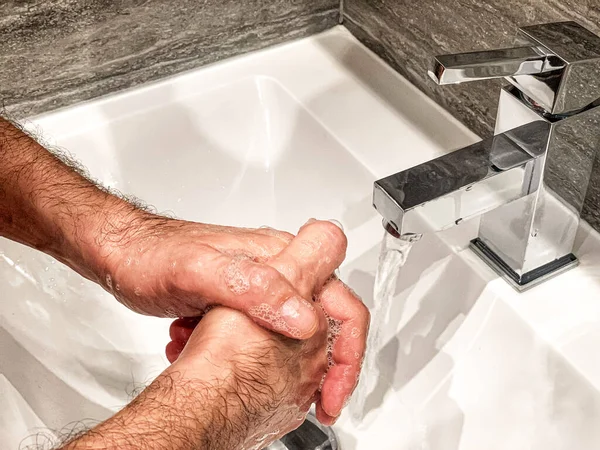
xmin=350 ymin=229 xmax=422 ymax=424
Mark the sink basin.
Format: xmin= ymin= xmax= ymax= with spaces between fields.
xmin=2 ymin=25 xmax=600 ymax=449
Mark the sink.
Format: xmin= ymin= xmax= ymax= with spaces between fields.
xmin=38 ymin=75 xmax=373 ymax=231
xmin=2 ymin=25 xmax=600 ymax=449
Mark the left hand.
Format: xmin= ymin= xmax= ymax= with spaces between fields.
xmin=98 ymin=216 xmax=347 ymax=340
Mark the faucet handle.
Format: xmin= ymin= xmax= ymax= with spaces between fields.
xmin=429 ymin=21 xmax=600 ymax=115
xmin=517 ymin=21 xmax=600 ymax=114
xmin=429 ymin=46 xmax=554 ymax=85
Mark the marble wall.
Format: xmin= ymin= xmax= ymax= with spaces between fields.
xmin=0 ymin=0 xmax=338 ymax=119
xmin=343 ymin=0 xmax=600 ymax=230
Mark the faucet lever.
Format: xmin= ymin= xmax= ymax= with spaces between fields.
xmin=429 ymin=46 xmax=552 ymax=85
xmin=429 ymin=22 xmax=600 ymax=114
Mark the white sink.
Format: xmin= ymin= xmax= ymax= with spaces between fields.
xmin=2 ymin=26 xmax=600 ymax=449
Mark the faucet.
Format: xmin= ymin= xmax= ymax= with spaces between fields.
xmin=373 ymin=21 xmax=600 ymax=291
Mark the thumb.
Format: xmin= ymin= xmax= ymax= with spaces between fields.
xmin=176 ymin=250 xmax=319 ymax=339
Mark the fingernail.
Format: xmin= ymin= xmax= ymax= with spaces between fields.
xmin=328 ymin=219 xmax=344 ymax=231
xmin=280 ymin=296 xmax=317 ymax=336
xmin=305 ymin=218 xmax=317 ymax=225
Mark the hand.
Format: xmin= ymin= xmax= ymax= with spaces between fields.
xmin=59 ymin=305 xmax=329 ymax=450
xmin=171 ymin=306 xmax=330 ymax=449
xmin=99 ymin=216 xmax=347 ymax=339
xmin=167 ymin=221 xmax=370 ymax=425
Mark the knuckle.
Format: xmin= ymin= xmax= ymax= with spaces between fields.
xmin=316 ymin=221 xmax=348 ymax=252
xmin=247 ymin=263 xmax=299 ymax=297
xmin=247 ymin=263 xmax=276 ymax=292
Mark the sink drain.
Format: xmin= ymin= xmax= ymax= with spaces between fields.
xmin=264 ymin=412 xmax=339 ymax=450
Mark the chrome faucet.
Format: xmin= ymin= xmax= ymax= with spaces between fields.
xmin=373 ymin=21 xmax=600 ymax=290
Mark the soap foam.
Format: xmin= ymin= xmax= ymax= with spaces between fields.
xmin=248 ymin=303 xmax=302 ymax=338
xmin=224 ymin=255 xmax=251 ymax=295
xmin=324 ymin=310 xmax=342 ymax=370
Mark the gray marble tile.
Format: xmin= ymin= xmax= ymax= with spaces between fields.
xmin=344 ymin=0 xmax=600 ymax=231
xmin=0 ymin=0 xmax=338 ymax=119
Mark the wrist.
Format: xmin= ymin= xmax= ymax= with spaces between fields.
xmin=68 ymin=196 xmax=151 ymax=284
xmin=33 ymin=191 xmax=151 ymax=286
xmin=60 ymin=363 xmax=247 ymax=450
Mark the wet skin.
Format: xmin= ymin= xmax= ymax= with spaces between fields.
xmin=0 ymin=117 xmax=370 ymax=447
xmin=165 ymin=220 xmax=369 ymax=425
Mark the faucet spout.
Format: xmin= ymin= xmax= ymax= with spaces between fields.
xmin=373 ymin=121 xmax=550 ymax=235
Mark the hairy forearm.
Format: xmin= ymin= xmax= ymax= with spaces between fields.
xmin=59 ymin=373 xmax=211 ymax=450
xmin=0 ymin=117 xmax=145 ymax=282
xmin=58 ymin=367 xmax=264 ymax=450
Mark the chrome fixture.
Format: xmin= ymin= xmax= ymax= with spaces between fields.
xmin=373 ymin=21 xmax=600 ymax=290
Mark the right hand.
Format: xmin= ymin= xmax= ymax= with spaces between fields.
xmin=166 ymin=305 xmax=329 ymax=450
xmin=60 ymin=304 xmax=329 ymax=450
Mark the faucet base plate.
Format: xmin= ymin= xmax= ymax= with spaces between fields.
xmin=470 ymin=238 xmax=579 ymax=292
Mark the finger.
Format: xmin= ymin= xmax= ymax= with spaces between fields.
xmin=269 ymin=220 xmax=347 ymax=299
xmin=253 ymin=227 xmax=294 ymax=244
xmin=318 ymin=279 xmax=369 ymax=417
xmin=315 ymin=399 xmax=338 ymax=426
xmin=169 ymin=317 xmax=201 ymax=344
xmin=165 ymin=340 xmax=185 ymax=363
xmin=319 ymin=363 xmax=357 ymax=419
xmin=243 ymin=231 xmax=293 ymax=262
xmin=239 ymin=230 xmax=294 ymax=262
xmin=203 ymin=231 xmax=290 ymax=263
xmin=176 ymin=251 xmax=319 ymax=339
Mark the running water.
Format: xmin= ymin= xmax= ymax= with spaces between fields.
xmin=350 ymin=229 xmax=422 ymax=423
